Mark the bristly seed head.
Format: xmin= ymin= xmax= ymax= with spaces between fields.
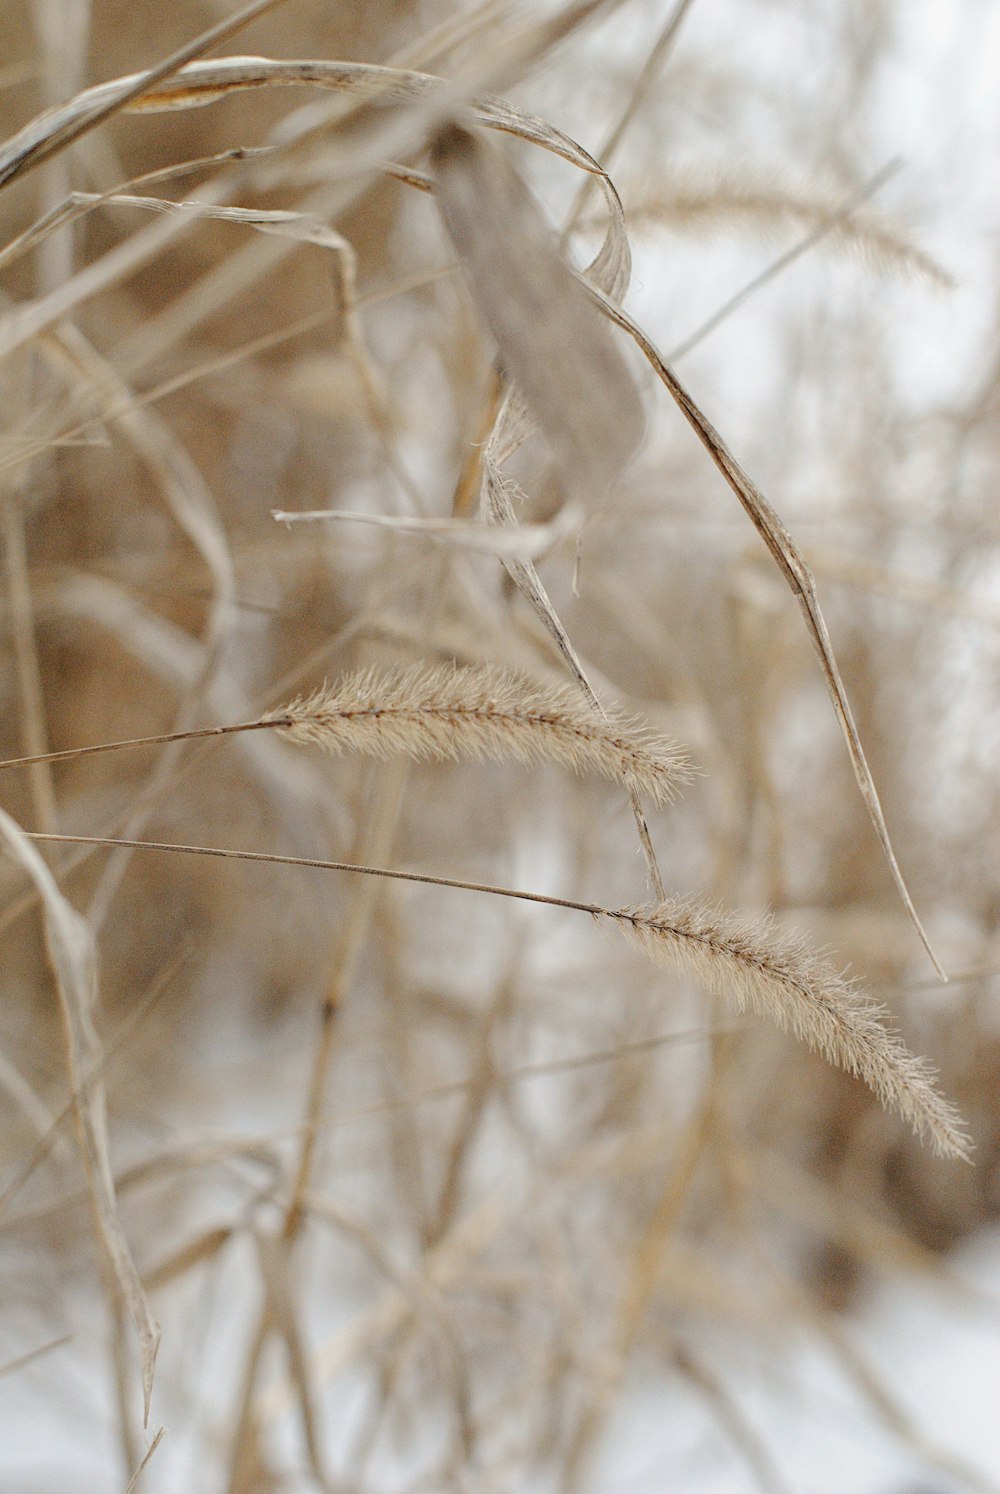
xmin=614 ymin=898 xmax=971 ymax=1161
xmin=268 ymin=661 xmax=691 ymax=807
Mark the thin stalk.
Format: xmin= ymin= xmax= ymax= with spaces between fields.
xmin=0 ymin=717 xmax=289 ymax=772
xmin=23 ymin=831 xmax=613 ymax=915
xmin=563 ymin=0 xmax=697 ymax=234
xmin=667 ymin=159 xmax=904 ymax=362
xmin=20 ymin=831 xmax=968 ymax=1160
xmin=2 ymin=488 xmax=58 ymax=833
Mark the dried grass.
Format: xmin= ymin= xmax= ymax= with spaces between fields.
xmin=274 ymin=662 xmax=689 ymax=806
xmin=615 ymin=900 xmax=968 ymax=1159
xmin=0 ymin=0 xmax=996 ymax=1489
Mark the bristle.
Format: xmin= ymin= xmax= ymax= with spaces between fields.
xmin=614 ymin=900 xmax=970 ymax=1161
xmin=273 ymin=662 xmax=690 ymax=807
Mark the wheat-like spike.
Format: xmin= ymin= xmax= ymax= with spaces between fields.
xmin=269 ymin=663 xmax=689 ymax=807
xmin=617 ymin=172 xmax=952 ymax=287
xmin=613 ymin=900 xmax=970 ymax=1160
xmin=22 ymin=826 xmax=968 ymax=1159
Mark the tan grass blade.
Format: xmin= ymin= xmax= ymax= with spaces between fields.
xmin=271 ymin=502 xmax=581 ymax=560
xmin=123 ymin=1428 xmax=165 ymax=1494
xmin=0 ymin=58 xmax=629 ymax=376
xmin=0 ymin=810 xmax=160 ymax=1422
xmin=0 ymin=148 xmax=272 ymax=274
xmin=415 ymin=120 xmax=658 ymax=888
xmin=271 ymin=663 xmax=689 ymax=808
xmin=0 ymin=55 xmax=618 ymax=194
xmin=581 ymin=280 xmax=946 ymax=979
xmin=431 ymin=121 xmax=643 ymax=508
xmin=0 ymin=1 xmax=296 ymax=192
xmin=124 ymin=59 xmax=630 ymax=409
xmin=0 ymin=50 xmax=632 ymax=320
xmin=45 ymin=196 xmax=389 ymax=478
xmin=55 ymin=190 xmax=364 ymax=253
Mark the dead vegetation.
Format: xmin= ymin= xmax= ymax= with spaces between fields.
xmin=1 ymin=1 xmax=997 ymax=1490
